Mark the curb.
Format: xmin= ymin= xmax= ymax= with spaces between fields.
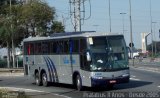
xmin=0 ymin=72 xmax=24 ymax=77
xmin=0 ymin=68 xmax=24 ymax=73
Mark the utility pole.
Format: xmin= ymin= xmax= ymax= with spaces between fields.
xmin=69 ymin=0 xmax=91 ymax=32
xmin=129 ymin=0 xmax=134 ymax=66
xmin=150 ymin=0 xmax=154 ymax=58
xmin=76 ymin=0 xmax=81 ymax=32
xmin=108 ymin=0 xmax=111 ymax=32
xmin=152 ymin=22 xmax=157 ymax=55
xmin=69 ymin=0 xmax=81 ymax=32
xmin=120 ymin=13 xmax=126 ymax=35
xmin=10 ymin=0 xmax=15 ymax=68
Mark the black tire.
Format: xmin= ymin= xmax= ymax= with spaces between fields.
xmin=76 ymin=75 xmax=83 ymax=91
xmin=35 ymin=72 xmax=42 ymax=86
xmin=42 ymin=72 xmax=49 ymax=87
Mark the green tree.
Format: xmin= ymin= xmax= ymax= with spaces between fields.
xmin=0 ymin=15 xmax=12 ymax=68
xmin=147 ymin=41 xmax=160 ymax=57
xmin=51 ymin=21 xmax=65 ymax=33
xmin=19 ymin=0 xmax=56 ymax=36
xmin=0 ymin=0 xmax=22 ymax=68
xmin=0 ymin=0 xmax=65 ymax=68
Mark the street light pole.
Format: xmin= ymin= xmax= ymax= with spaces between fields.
xmin=108 ymin=0 xmax=111 ymax=32
xmin=150 ymin=0 xmax=154 ymax=58
xmin=129 ymin=0 xmax=134 ymax=66
xmin=129 ymin=0 xmax=133 ymax=48
xmin=120 ymin=13 xmax=126 ymax=35
xmin=152 ymin=22 xmax=157 ymax=55
xmin=10 ymin=0 xmax=15 ymax=68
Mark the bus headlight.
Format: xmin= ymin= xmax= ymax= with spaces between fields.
xmin=92 ymin=76 xmax=103 ymax=79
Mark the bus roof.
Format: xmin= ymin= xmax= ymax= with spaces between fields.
xmin=23 ymin=31 xmax=123 ymax=42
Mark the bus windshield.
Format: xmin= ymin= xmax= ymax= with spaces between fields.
xmin=89 ymin=36 xmax=128 ymax=71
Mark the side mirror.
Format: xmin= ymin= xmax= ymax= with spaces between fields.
xmin=86 ymin=52 xmax=91 ymax=61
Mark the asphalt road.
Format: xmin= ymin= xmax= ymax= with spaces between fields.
xmin=0 ymin=65 xmax=160 ymax=98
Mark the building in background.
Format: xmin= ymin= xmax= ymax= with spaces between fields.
xmin=141 ymin=33 xmax=147 ymax=53
xmin=0 ymin=48 xmax=22 ymax=60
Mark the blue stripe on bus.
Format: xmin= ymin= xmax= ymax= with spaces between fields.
xmin=44 ymin=57 xmax=53 ymax=82
xmin=46 ymin=57 xmax=59 ymax=82
xmin=45 ymin=57 xmax=55 ymax=82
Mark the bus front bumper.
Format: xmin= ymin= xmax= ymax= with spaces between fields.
xmin=91 ymin=76 xmax=130 ymax=87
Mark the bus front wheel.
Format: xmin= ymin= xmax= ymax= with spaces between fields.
xmin=35 ymin=72 xmax=42 ymax=86
xmin=76 ymin=75 xmax=83 ymax=91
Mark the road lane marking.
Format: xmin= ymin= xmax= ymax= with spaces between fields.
xmin=54 ymin=94 xmax=72 ymax=98
xmin=131 ymin=66 xmax=160 ymax=73
xmin=130 ymin=78 xmax=140 ymax=81
xmin=131 ymin=75 xmax=136 ymax=78
xmin=0 ymin=73 xmax=24 ymax=77
xmin=138 ymin=68 xmax=160 ymax=73
xmin=130 ymin=75 xmax=140 ymax=81
xmin=158 ymin=86 xmax=160 ymax=88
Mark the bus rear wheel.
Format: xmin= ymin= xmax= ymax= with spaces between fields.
xmin=42 ymin=72 xmax=49 ymax=87
xmin=35 ymin=72 xmax=42 ymax=86
xmin=76 ymin=75 xmax=83 ymax=91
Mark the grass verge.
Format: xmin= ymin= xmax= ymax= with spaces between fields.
xmin=0 ymin=88 xmax=30 ymax=98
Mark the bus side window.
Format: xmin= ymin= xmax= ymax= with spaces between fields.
xmin=42 ymin=42 xmax=50 ymax=54
xmin=69 ymin=40 xmax=73 ymax=53
xmin=80 ymin=39 xmax=86 ymax=53
xmin=24 ymin=43 xmax=28 ymax=55
xmin=64 ymin=40 xmax=69 ymax=53
xmin=72 ymin=40 xmax=79 ymax=53
xmin=50 ymin=41 xmax=57 ymax=54
xmin=27 ymin=44 xmax=30 ymax=55
xmin=56 ymin=41 xmax=60 ymax=53
xmin=35 ymin=43 xmax=41 ymax=55
xmin=30 ymin=43 xmax=34 ymax=55
xmin=56 ymin=41 xmax=63 ymax=54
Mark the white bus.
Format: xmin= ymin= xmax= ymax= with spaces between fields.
xmin=23 ymin=31 xmax=129 ymax=90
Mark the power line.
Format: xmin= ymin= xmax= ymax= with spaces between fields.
xmin=69 ymin=0 xmax=91 ymax=32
